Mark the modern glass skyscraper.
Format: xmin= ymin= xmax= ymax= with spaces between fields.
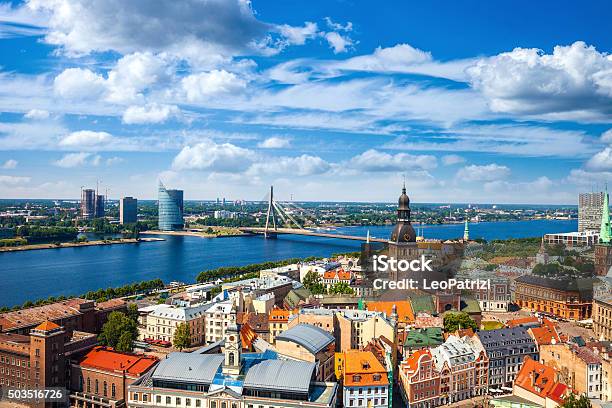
xmin=158 ymin=181 xmax=184 ymax=231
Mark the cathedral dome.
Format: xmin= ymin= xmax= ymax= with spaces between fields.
xmin=398 ymin=187 xmax=410 ymax=209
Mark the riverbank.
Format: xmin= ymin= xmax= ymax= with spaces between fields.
xmin=141 ymin=227 xmax=248 ymax=238
xmin=0 ymin=237 xmax=164 ymax=252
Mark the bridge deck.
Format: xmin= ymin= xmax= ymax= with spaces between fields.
xmin=238 ymin=227 xmax=387 ymax=243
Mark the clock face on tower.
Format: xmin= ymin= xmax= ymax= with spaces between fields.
xmin=229 ymin=336 xmax=235 ymax=342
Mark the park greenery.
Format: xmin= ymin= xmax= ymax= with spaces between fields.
xmin=98 ymin=311 xmax=139 ymax=352
xmin=561 ymin=393 xmax=591 ymax=408
xmin=443 ymin=312 xmax=478 ymax=333
xmin=303 ymin=271 xmax=327 ymax=295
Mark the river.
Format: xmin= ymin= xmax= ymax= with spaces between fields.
xmin=0 ymin=219 xmax=576 ymax=307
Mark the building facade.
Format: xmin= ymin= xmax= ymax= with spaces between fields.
xmin=337 ymin=350 xmax=389 ymax=408
xmin=476 ymin=327 xmax=538 ymax=389
xmin=276 ymin=324 xmax=335 ymax=382
xmin=594 ymin=295 xmax=612 ymax=341
xmin=514 ymin=275 xmax=594 ymax=320
xmin=579 ymin=191 xmax=605 ymax=232
xmin=158 ymin=182 xmax=184 ymax=231
xmin=70 ymin=346 xmax=158 ymax=408
xmin=120 ymin=197 xmax=138 ymax=225
xmin=138 ymin=303 xmax=208 ymax=347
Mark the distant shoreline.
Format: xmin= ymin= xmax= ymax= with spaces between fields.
xmin=141 ymin=229 xmax=249 ymax=238
xmin=0 ymin=237 xmax=165 ymax=253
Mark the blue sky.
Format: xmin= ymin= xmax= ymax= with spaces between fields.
xmin=0 ymin=0 xmax=611 ymax=204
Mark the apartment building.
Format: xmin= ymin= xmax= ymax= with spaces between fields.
xmin=398 ymin=349 xmax=441 ymax=408
xmin=336 ymin=350 xmax=389 ymax=408
xmin=203 ymin=300 xmax=236 ymax=344
xmin=138 ymin=303 xmax=209 ymax=347
xmin=268 ymin=307 xmax=291 ymax=343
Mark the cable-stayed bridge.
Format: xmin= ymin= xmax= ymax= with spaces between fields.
xmin=238 ymin=186 xmax=387 ymax=243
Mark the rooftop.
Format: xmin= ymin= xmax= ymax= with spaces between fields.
xmin=342 ymin=350 xmax=389 ymax=387
xmin=514 ymin=357 xmax=569 ymax=404
xmin=404 ymin=327 xmax=444 ymax=348
xmin=79 ymin=346 xmax=158 ymax=376
xmin=152 ymin=353 xmax=224 ymax=385
xmin=0 ymin=298 xmax=92 ymax=331
xmin=243 ymin=359 xmax=316 ymax=394
xmin=366 ymin=300 xmax=414 ymax=324
xmin=276 ymin=323 xmax=334 ymax=354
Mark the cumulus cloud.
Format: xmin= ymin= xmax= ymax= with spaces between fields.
xmin=600 ymin=129 xmax=612 ymax=144
xmin=324 ymin=32 xmax=354 ymax=54
xmin=441 ymin=154 xmax=466 ymax=166
xmin=348 ymin=149 xmax=437 ymax=172
xmin=466 ymin=41 xmax=612 ymax=118
xmin=27 ymin=0 xmax=268 ymax=60
xmin=1 ymin=159 xmax=18 ymax=169
xmin=248 ymin=154 xmax=330 ymax=176
xmin=0 ymin=175 xmax=30 ymax=185
xmin=586 ymin=147 xmax=612 ymax=171
xmin=181 ymin=70 xmax=247 ymax=101
xmin=53 ymin=152 xmax=97 ymax=168
xmin=53 ymin=68 xmax=106 ymax=100
xmin=257 ymin=137 xmax=291 ymax=149
xmin=276 ymin=22 xmax=319 ymax=47
xmin=59 ymin=130 xmax=112 ymax=148
xmin=122 ymin=103 xmax=180 ymax=124
xmin=456 ymin=164 xmax=511 ymax=182
xmin=106 ymin=52 xmax=173 ymax=103
xmin=24 ymin=108 xmax=49 ymax=120
xmin=172 ymin=140 xmax=256 ymax=172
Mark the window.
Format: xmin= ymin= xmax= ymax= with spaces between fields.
xmin=95 ymin=379 xmax=99 ymax=394
xmin=156 ymin=396 xmax=161 ymax=403
xmin=176 ymin=397 xmax=181 ymax=406
xmin=186 ymin=398 xmax=191 ymax=406
xmin=112 ymin=383 xmax=116 ymax=398
xmin=87 ymin=378 xmax=91 ymax=393
xmin=166 ymin=396 xmax=171 ymax=404
xmin=196 ymin=400 xmax=201 ymax=407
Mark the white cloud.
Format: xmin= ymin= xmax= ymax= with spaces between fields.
xmin=27 ymin=0 xmax=269 ymax=60
xmin=441 ymin=154 xmax=466 ymax=166
xmin=456 ymin=164 xmax=511 ymax=182
xmin=59 ymin=130 xmax=112 ymax=148
xmin=181 ymin=70 xmax=247 ymax=101
xmin=24 ymin=108 xmax=50 ymax=120
xmin=0 ymin=175 xmax=30 ymax=185
xmin=248 ymin=154 xmax=330 ymax=176
xmin=172 ymin=140 xmax=256 ymax=172
xmin=324 ymin=32 xmax=353 ymax=54
xmin=53 ymin=68 xmax=106 ymax=100
xmin=586 ymin=147 xmax=612 ymax=171
xmin=122 ymin=103 xmax=180 ymax=124
xmin=600 ymin=129 xmax=612 ymax=144
xmin=466 ymin=41 xmax=612 ymax=118
xmin=106 ymin=156 xmax=123 ymax=166
xmin=106 ymin=52 xmax=173 ymax=103
xmin=1 ymin=159 xmax=18 ymax=169
xmin=348 ymin=149 xmax=437 ymax=172
xmin=323 ymin=17 xmax=352 ymax=32
xmin=53 ymin=152 xmax=94 ymax=168
xmin=257 ymin=137 xmax=291 ymax=149
xmin=276 ymin=22 xmax=319 ymax=46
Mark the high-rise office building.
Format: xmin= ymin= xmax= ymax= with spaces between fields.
xmin=94 ymin=193 xmax=105 ymax=218
xmin=579 ymin=191 xmax=606 ymax=232
xmin=158 ymin=181 xmax=184 ymax=231
xmin=120 ymin=196 xmax=138 ymax=224
xmin=80 ymin=188 xmax=96 ymax=220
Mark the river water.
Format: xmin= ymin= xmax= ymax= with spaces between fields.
xmin=0 ymin=219 xmax=577 ymax=307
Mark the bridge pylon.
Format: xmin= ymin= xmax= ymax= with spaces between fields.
xmin=264 ymin=185 xmax=278 ymax=238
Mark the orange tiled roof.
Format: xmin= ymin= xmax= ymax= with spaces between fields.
xmin=337 ymin=269 xmax=351 ymax=281
xmin=366 ymin=300 xmax=414 ymax=324
xmin=402 ymin=348 xmax=434 ymax=376
xmin=79 ymin=346 xmax=158 ymax=376
xmin=507 ymin=316 xmax=539 ymax=328
xmin=529 ymin=319 xmax=560 ymax=346
xmin=514 ymin=357 xmax=569 ymax=404
xmin=343 ymin=350 xmax=389 ymax=387
xmin=0 ymin=298 xmax=90 ymax=331
xmin=269 ymin=307 xmax=290 ymax=323
xmin=240 ymin=323 xmax=258 ymax=349
xmin=35 ymin=321 xmax=60 ymax=331
xmin=323 ymin=270 xmax=337 ymax=279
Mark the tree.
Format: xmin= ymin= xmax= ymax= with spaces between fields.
xmin=561 ymin=393 xmax=591 ymax=408
xmin=302 ymin=271 xmax=327 ymax=295
xmin=126 ymin=303 xmax=139 ymax=322
xmin=328 ymin=281 xmax=355 ymax=295
xmin=98 ymin=311 xmax=138 ymax=352
xmin=443 ymin=312 xmax=478 ymax=333
xmin=173 ymin=323 xmax=191 ymax=350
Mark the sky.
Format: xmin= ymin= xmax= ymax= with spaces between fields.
xmin=0 ymin=0 xmax=611 ymax=204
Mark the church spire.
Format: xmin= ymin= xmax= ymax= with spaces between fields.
xmin=600 ymin=187 xmax=611 ymax=244
xmin=463 ymin=218 xmax=470 ymax=241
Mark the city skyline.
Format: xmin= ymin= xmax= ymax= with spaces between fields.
xmin=0 ymin=0 xmax=611 ymax=204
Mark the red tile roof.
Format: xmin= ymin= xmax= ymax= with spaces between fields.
xmin=79 ymin=346 xmax=158 ymax=376
xmin=507 ymin=316 xmax=539 ymax=328
xmin=35 ymin=320 xmax=61 ymax=331
xmin=514 ymin=357 xmax=569 ymax=404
